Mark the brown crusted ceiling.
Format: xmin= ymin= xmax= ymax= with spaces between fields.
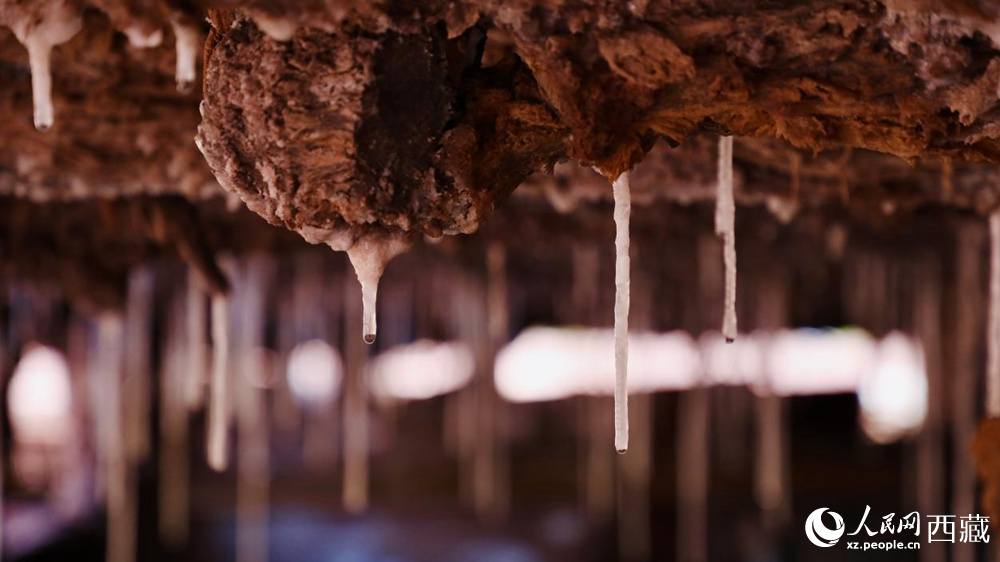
xmin=2 ymin=0 xmax=1000 ymax=263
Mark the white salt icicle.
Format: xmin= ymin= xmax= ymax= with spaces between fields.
xmin=124 ymin=267 xmax=154 ymax=464
xmin=159 ymin=289 xmax=190 ymax=548
xmin=988 ymin=211 xmax=1000 ymax=417
xmin=7 ymin=3 xmax=83 ymax=131
xmin=170 ymin=17 xmax=200 ymax=94
xmin=346 ymin=234 xmax=411 ymax=345
xmin=207 ymin=294 xmax=231 ymax=471
xmin=612 ymin=171 xmax=631 ymax=454
xmin=184 ymin=269 xmax=208 ymax=410
xmin=715 ymin=136 xmax=738 ymax=343
xmin=97 ymin=315 xmax=135 ymax=562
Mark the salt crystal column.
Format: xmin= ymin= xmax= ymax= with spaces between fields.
xmin=953 ymin=223 xmax=982 ymax=562
xmin=754 ymin=274 xmax=791 ymax=531
xmin=677 ymin=388 xmax=710 ymax=562
xmin=184 ymin=269 xmax=208 ymax=410
xmin=159 ymin=285 xmax=190 ymax=548
xmin=97 ymin=315 xmax=135 ymax=562
xmin=486 ymin=244 xmax=510 ymax=522
xmin=988 ymin=212 xmax=1000 ymax=417
xmin=235 ymin=258 xmax=271 ymax=562
xmin=611 ymin=171 xmax=632 ymax=454
xmin=715 ymin=136 xmax=737 ymax=342
xmin=124 ymin=268 xmax=154 ymax=464
xmin=207 ymin=294 xmax=231 ymax=471
xmin=913 ymin=256 xmax=944 ymax=562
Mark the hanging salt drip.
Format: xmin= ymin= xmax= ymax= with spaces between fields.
xmin=207 ymin=294 xmax=231 ymax=471
xmin=345 ymin=233 xmax=412 ymax=345
xmin=184 ymin=269 xmax=208 ymax=410
xmin=715 ymin=136 xmax=737 ymax=343
xmin=96 ymin=314 xmax=136 ymax=562
xmin=612 ymin=171 xmax=631 ymax=454
xmin=169 ymin=16 xmax=201 ymax=94
xmin=5 ymin=2 xmax=83 ymax=131
xmin=159 ymin=285 xmax=190 ymax=548
xmin=235 ymin=259 xmax=271 ymax=562
xmin=988 ymin=211 xmax=1000 ymax=417
xmin=123 ymin=267 xmax=154 ymax=464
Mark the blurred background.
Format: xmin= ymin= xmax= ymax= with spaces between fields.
xmin=0 ymin=194 xmax=990 ymax=562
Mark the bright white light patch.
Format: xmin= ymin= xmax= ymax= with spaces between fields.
xmin=369 ymin=340 xmax=474 ymax=401
xmin=287 ymin=340 xmax=343 ymax=409
xmin=764 ymin=328 xmax=876 ymax=396
xmin=858 ymin=333 xmax=928 ymax=443
xmin=495 ymin=328 xmax=700 ymax=403
xmin=8 ymin=344 xmax=73 ymax=446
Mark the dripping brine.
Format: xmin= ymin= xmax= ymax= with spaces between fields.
xmin=612 ymin=171 xmax=631 ymax=454
xmin=345 ymin=233 xmax=411 ymax=345
xmin=715 ymin=136 xmax=737 ymax=343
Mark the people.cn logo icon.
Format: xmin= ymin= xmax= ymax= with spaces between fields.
xmin=805 ymin=507 xmax=846 ymax=547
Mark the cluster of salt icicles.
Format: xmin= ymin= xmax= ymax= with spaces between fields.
xmin=716 ymin=136 xmax=738 ymax=343
xmin=3 ymin=3 xmax=202 ymax=131
xmin=988 ymin=211 xmax=1000 ymax=417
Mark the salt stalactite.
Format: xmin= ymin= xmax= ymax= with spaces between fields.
xmin=184 ymin=269 xmax=208 ymax=410
xmin=342 ymin=268 xmax=369 ymax=513
xmin=207 ymin=294 xmax=231 ymax=471
xmin=677 ymin=389 xmax=710 ymax=562
xmin=97 ymin=315 xmax=135 ymax=562
xmin=159 ymin=288 xmax=190 ymax=548
xmin=235 ymin=259 xmax=270 ymax=562
xmin=572 ymin=244 xmax=614 ymax=520
xmin=346 ymin=233 xmax=412 ymax=345
xmin=485 ymin=243 xmax=510 ymax=521
xmin=913 ymin=256 xmax=945 ymax=562
xmin=952 ymin=223 xmax=981 ymax=562
xmin=611 ymin=171 xmax=632 ymax=454
xmin=124 ymin=268 xmax=154 ymax=464
xmin=715 ymin=136 xmax=737 ymax=343
xmin=754 ymin=275 xmax=791 ymax=530
xmin=988 ymin=211 xmax=1000 ymax=417
xmin=169 ymin=16 xmax=201 ymax=94
xmin=5 ymin=1 xmax=83 ymax=131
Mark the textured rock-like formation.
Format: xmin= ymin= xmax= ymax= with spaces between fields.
xmin=197 ymin=10 xmax=563 ymax=246
xmin=194 ymin=0 xmax=1000 ymax=249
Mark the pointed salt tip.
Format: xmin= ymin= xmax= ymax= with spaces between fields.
xmin=363 ymin=333 xmax=376 ymax=345
xmin=176 ymin=80 xmax=194 ymax=95
xmin=725 ymin=337 xmax=735 ymax=344
xmin=616 ymin=448 xmax=628 ymax=455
